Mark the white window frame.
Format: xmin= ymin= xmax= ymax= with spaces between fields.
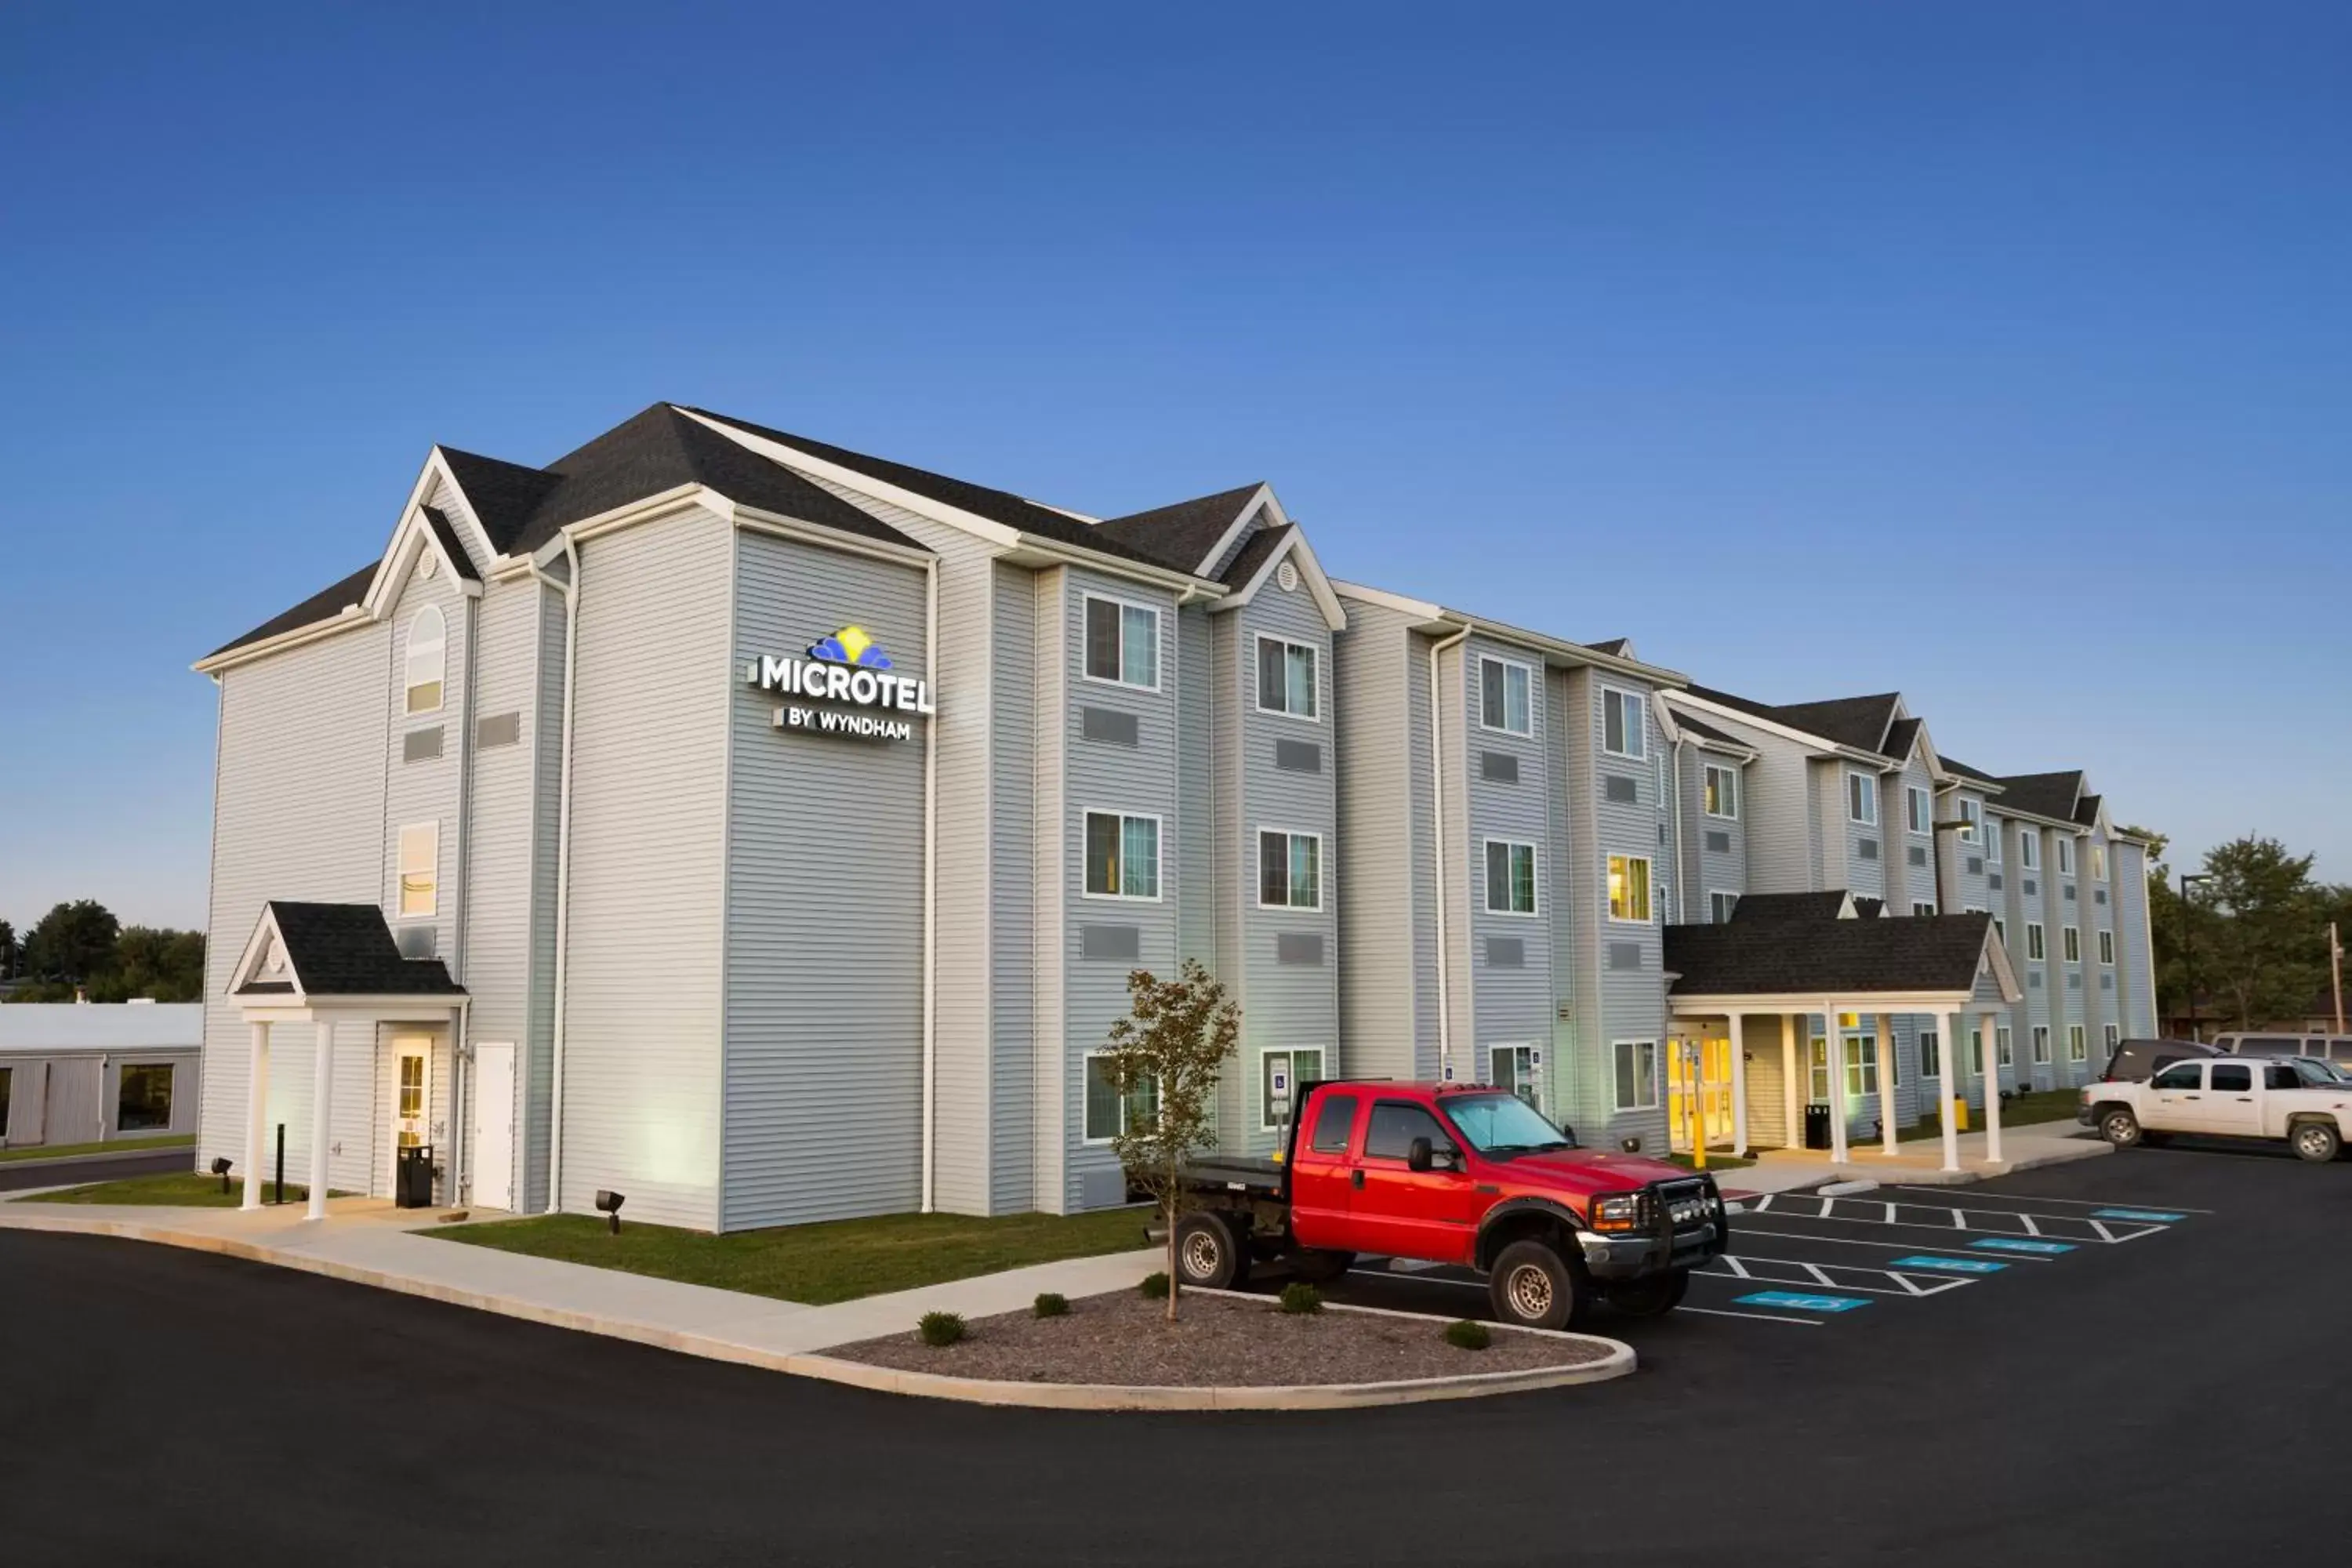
xmin=1847 ymin=770 xmax=1878 ymax=826
xmin=1612 ymin=1039 xmax=1660 ymax=1111
xmin=1253 ymin=634 xmax=1319 ymax=722
xmin=1082 ymin=1051 xmax=1159 ymax=1144
xmin=2019 ymin=831 xmax=2039 ymax=870
xmin=1605 ymin=853 xmax=1652 ymax=924
xmin=1993 ymin=915 xmax=2007 ymax=946
xmin=1483 ymin=838 xmax=1541 ymax=917
xmin=2026 ymin=922 xmax=2046 ymax=961
xmin=2067 ymin=1025 xmax=2087 ymax=1062
xmin=1255 ymin=827 xmax=1324 ymax=911
xmin=1921 ymin=1029 xmax=1941 ymax=1080
xmin=1907 ymin=785 xmax=1931 ymax=836
xmin=1080 ymin=593 xmax=1162 ymax=693
xmin=1985 ymin=815 xmax=2003 ymax=864
xmin=397 ymin=822 xmax=438 ymax=920
xmin=403 ymin=604 xmax=447 ymax=717
xmin=1807 ymin=1035 xmax=1831 ymax=1102
xmin=1968 ymin=1027 xmax=1985 ymax=1074
xmin=1478 ymin=655 xmax=1534 ymax=737
xmin=1488 ymin=1043 xmax=1540 ymax=1107
xmin=1081 ymin=809 xmax=1163 ymax=902
xmin=2062 ymin=924 xmax=2081 ymax=964
xmin=2057 ymin=836 xmax=2074 ymax=875
xmin=1958 ymin=797 xmax=1981 ymax=844
xmin=1703 ymin=764 xmax=1739 ymax=820
xmin=1996 ymin=1025 xmax=2014 ymax=1067
xmin=1708 ymin=889 xmax=1739 ymax=924
xmin=1845 ymin=1031 xmax=1879 ymax=1099
xmin=2090 ymin=843 xmax=2107 ymax=880
xmin=2098 ymin=928 xmax=2115 ymax=966
xmin=1258 ymin=1045 xmax=1327 ymax=1133
xmin=2031 ymin=1025 xmax=2052 ymax=1064
xmin=2103 ymin=1022 xmax=2120 ymax=1051
xmin=1600 ymin=684 xmax=1646 ymax=760
xmin=1913 ymin=902 xmax=1937 ymax=917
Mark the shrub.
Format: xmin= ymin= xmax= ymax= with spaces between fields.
xmin=916 ymin=1311 xmax=966 ymax=1347
xmin=1139 ymin=1272 xmax=1171 ymax=1301
xmin=1444 ymin=1319 xmax=1492 ymax=1352
xmin=1279 ymin=1281 xmax=1323 ymax=1315
xmin=1033 ymin=1291 xmax=1069 ymax=1319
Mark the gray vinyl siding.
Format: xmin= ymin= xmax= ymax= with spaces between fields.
xmin=459 ymin=576 xmax=539 ymax=1207
xmin=1828 ymin=760 xmax=1886 ymax=901
xmin=557 ymin=506 xmax=731 ymax=1229
xmin=1587 ymin=673 xmax=1669 ymax=1152
xmin=1685 ymin=746 xmax=1748 ymax=916
xmin=2115 ymin=841 xmax=2155 ymax=1036
xmin=1030 ymin=568 xmax=1069 ymax=1212
xmin=1676 ymin=706 xmax=1810 ymax=897
xmin=198 ymin=619 xmax=390 ymax=1185
xmin=1176 ymin=602 xmax=1216 ymax=976
xmin=1893 ymin=752 xmax=1938 ymax=913
xmin=1943 ymin=786 xmax=1993 ymax=916
xmin=1060 ymin=568 xmax=1179 ymax=1209
xmin=1544 ymin=670 xmax=1578 ymax=1121
xmin=1229 ymin=578 xmax=1339 ymax=1152
xmin=2082 ymin=827 xmax=2117 ymax=1068
xmin=720 ymin=528 xmax=928 ymax=1229
xmin=1461 ymin=638 xmax=1553 ymax=1113
xmin=522 ymin=575 xmax=567 ymax=1213
xmin=1331 ymin=603 xmax=1424 ymax=1083
xmin=989 ymin=563 xmax=1038 ymax=1211
xmin=2004 ymin=818 xmax=2054 ymax=1090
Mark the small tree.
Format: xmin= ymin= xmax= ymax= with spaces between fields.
xmin=1103 ymin=958 xmax=1239 ymax=1323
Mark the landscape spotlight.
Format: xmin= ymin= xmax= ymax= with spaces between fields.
xmin=211 ymin=1156 xmax=234 ymax=1195
xmin=1620 ymin=1136 xmax=1642 ymax=1154
xmin=594 ymin=1189 xmax=626 ymax=1235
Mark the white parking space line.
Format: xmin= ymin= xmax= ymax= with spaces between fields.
xmin=1352 ymin=1266 xmax=1481 ymax=1289
xmin=1883 ymin=1185 xmax=2216 ymax=1214
xmin=1675 ymin=1305 xmax=1824 ymax=1327
xmin=1735 ymin=1226 xmax=2057 ymax=1260
xmin=1703 ymin=1254 xmax=1973 ymax=1298
xmin=1748 ymin=1192 xmax=2165 ymax=1243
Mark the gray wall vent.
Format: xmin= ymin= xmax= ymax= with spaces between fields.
xmin=2022 ymin=878 xmax=2038 ymax=895
xmin=402 ymin=727 xmax=444 ymax=764
xmin=1080 ymin=924 xmax=1140 ymax=961
xmin=1907 ymin=845 xmax=1928 ymax=866
xmin=2029 ymin=972 xmax=2043 ymax=988
xmin=1081 ymin=707 xmax=1139 ymax=747
xmin=475 ymin=711 xmax=521 ymax=750
xmin=1607 ymin=942 xmax=1642 ymax=971
xmin=2095 ymin=888 xmax=2108 ymax=905
xmin=1704 ymin=830 xmax=1731 ymax=854
xmin=1965 ymin=856 xmax=1984 ymax=876
xmin=1603 ymin=774 xmax=1638 ymax=804
xmin=1857 ymin=838 xmax=1879 ymax=861
xmin=2062 ymin=884 xmax=2077 ymax=901
xmin=1079 ymin=1167 xmax=1127 ymax=1209
xmin=2100 ymin=974 xmax=2115 ymax=990
xmin=1276 ymin=933 xmax=1324 ymax=966
xmin=1485 ymin=937 xmax=1524 ymax=968
xmin=1275 ymin=738 xmax=1323 ymax=774
xmin=1479 ymin=750 xmax=1519 ymax=784
xmin=394 ymin=924 xmax=437 ymax=960
xmin=1989 ymin=873 xmax=2004 ymax=891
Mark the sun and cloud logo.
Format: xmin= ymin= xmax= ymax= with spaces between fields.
xmin=806 ymin=624 xmax=894 ymax=670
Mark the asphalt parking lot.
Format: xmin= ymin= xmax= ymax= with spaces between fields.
xmin=0 ymin=1142 xmax=191 ymax=1192
xmin=9 ymin=1135 xmax=2352 ymax=1566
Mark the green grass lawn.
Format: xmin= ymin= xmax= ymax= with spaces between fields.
xmin=434 ymin=1205 xmax=1156 ymax=1305
xmin=0 ymin=1134 xmax=195 ymax=1163
xmin=27 ymin=1172 xmax=333 ymax=1207
xmin=1899 ymin=1088 xmax=2085 ymax=1142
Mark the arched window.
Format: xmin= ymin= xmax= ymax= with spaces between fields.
xmin=404 ymin=604 xmax=446 ymax=715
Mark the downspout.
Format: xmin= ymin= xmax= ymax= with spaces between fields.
xmin=1428 ymin=621 xmax=1474 ymax=1083
xmin=1671 ymin=729 xmax=1688 ymax=923
xmin=530 ymin=535 xmax=582 ymax=1214
xmin=920 ymin=554 xmax=939 ymax=1213
xmin=451 ymin=587 xmax=481 ymax=1203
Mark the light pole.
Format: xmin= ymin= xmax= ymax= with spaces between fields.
xmin=2180 ymin=873 xmax=2212 ymax=1040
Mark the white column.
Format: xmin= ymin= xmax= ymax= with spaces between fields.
xmin=1980 ymin=1011 xmax=2005 ymax=1163
xmin=1825 ymin=1004 xmax=1849 ymax=1164
xmin=1730 ymin=1013 xmax=1751 ymax=1158
xmin=1877 ymin=1013 xmax=1899 ymax=1158
xmin=1780 ymin=1013 xmax=1799 ymax=1150
xmin=307 ymin=1018 xmax=336 ymax=1220
xmin=1941 ymin=1010 xmax=1965 ymax=1174
xmin=241 ymin=1021 xmax=270 ymax=1210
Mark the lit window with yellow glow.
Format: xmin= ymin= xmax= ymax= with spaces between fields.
xmin=398 ymin=822 xmax=437 ymax=918
xmin=1606 ymin=855 xmax=1650 ymax=922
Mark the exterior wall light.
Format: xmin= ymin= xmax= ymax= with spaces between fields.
xmin=594 ymin=1189 xmax=626 ymax=1235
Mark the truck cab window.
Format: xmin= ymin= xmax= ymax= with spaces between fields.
xmin=1308 ymin=1094 xmax=1359 ymax=1154
xmin=2152 ymin=1063 xmax=2202 ymax=1091
xmin=1364 ymin=1102 xmax=1453 ymax=1162
xmin=2210 ymin=1064 xmax=2252 ymax=1093
xmin=2267 ymin=1065 xmax=2303 ymax=1090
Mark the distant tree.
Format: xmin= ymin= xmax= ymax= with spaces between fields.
xmin=22 ymin=900 xmax=121 ymax=986
xmin=95 ymin=927 xmax=207 ymax=1004
xmin=1102 ymin=959 xmax=1240 ymax=1323
xmin=0 ymin=919 xmax=15 ymax=980
xmin=2198 ymin=837 xmax=2329 ymax=1029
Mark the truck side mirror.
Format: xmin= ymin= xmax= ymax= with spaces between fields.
xmin=1406 ymin=1136 xmax=1434 ymax=1172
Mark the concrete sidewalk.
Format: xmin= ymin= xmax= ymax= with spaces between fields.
xmin=1730 ymin=1118 xmax=2110 ymax=1192
xmin=0 ymin=1196 xmax=1162 ymax=1371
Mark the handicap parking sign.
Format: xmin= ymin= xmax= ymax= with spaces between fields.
xmin=1970 ymin=1237 xmax=2074 ymax=1254
xmin=1891 ymin=1255 xmax=2008 ymax=1274
xmin=1735 ymin=1290 xmax=1870 ymax=1313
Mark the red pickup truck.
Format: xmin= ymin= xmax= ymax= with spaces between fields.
xmin=1171 ymin=1080 xmax=1727 ymax=1330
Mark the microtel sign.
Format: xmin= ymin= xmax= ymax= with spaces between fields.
xmin=743 ymin=624 xmax=934 ymax=742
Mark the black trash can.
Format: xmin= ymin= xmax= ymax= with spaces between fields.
xmin=1803 ymin=1103 xmax=1832 ymax=1151
xmin=395 ymin=1143 xmax=435 ymax=1209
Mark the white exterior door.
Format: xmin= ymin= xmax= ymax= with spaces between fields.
xmin=471 ymin=1042 xmax=516 ymax=1211
xmin=392 ymin=1036 xmax=432 ymax=1152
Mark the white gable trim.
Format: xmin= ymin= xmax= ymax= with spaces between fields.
xmin=1211 ymin=524 xmax=1346 ymax=630
xmin=1193 ymin=484 xmax=1276 ymax=577
xmin=677 ymin=407 xmax=1025 ymax=549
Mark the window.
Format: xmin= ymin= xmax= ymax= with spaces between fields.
xmin=2026 ymin=922 xmax=2045 ymax=960
xmin=2057 ymin=837 xmax=2074 ymax=875
xmin=1083 ymin=1054 xmax=1159 ymax=1142
xmin=1084 ymin=811 xmax=1160 ymax=899
xmin=1846 ymin=1034 xmax=1879 ymax=1098
xmin=1486 ymin=840 xmax=1538 ymax=916
xmin=1996 ymin=1025 xmax=2013 ymax=1067
xmin=1612 ymin=1040 xmax=1660 ymax=1110
xmin=1969 ymin=1028 xmax=1985 ymax=1074
xmin=1958 ymin=797 xmax=1981 ymax=844
xmin=2018 ymin=832 xmax=2039 ymax=870
xmin=1083 ymin=595 xmax=1159 ymax=689
xmin=2067 ymin=1025 xmax=2087 ymax=1062
xmin=1308 ymin=1093 xmax=1358 ymax=1153
xmin=1921 ymin=1031 xmax=1941 ymax=1079
xmin=1992 ymin=916 xmax=2007 ymax=946
xmin=1807 ymin=1036 xmax=1831 ymax=1102
xmin=1479 ymin=656 xmax=1532 ymax=735
xmin=397 ymin=822 xmax=438 ymax=919
xmin=1913 ymin=902 xmax=1937 ymax=917
xmin=1259 ymin=1047 xmax=1325 ymax=1131
xmin=2211 ymin=1062 xmax=2252 ymax=1094
xmin=1847 ymin=771 xmax=1878 ymax=826
xmin=1255 ymin=636 xmax=1318 ymax=719
xmin=2091 ymin=843 xmax=2107 ymax=880
xmin=1601 ymin=688 xmax=1645 ymax=758
xmin=403 ymin=604 xmax=446 ymax=715
xmin=1364 ymin=1101 xmax=1454 ymax=1161
xmin=2098 ymin=928 xmax=2115 ymax=965
xmin=114 ymin=1064 xmax=174 ymax=1131
xmin=1704 ymin=764 xmax=1739 ymax=819
xmin=2031 ymin=1025 xmax=2051 ymax=1064
xmin=1490 ymin=1044 xmax=1539 ymax=1106
xmin=2103 ymin=1023 xmax=2120 ymax=1051
xmin=1985 ymin=816 xmax=2002 ymax=864
xmin=1907 ymin=786 xmax=1931 ymax=835
xmin=1606 ymin=855 xmax=1650 ymax=922
xmin=0 ymin=1066 xmax=9 ymax=1133
xmin=2151 ymin=1062 xmax=2203 ymax=1091
xmin=1258 ymin=829 xmax=1322 ymax=909
xmin=2063 ymin=925 xmax=2081 ymax=963
xmin=1709 ymin=890 xmax=1739 ymax=924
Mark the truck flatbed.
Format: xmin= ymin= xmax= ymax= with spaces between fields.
xmin=1181 ymin=1154 xmax=1285 ymax=1195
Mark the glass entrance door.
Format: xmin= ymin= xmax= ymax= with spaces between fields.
xmin=1667 ymin=1035 xmax=1735 ymax=1151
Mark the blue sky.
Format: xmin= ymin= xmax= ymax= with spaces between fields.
xmin=2 ymin=2 xmax=2347 ymax=930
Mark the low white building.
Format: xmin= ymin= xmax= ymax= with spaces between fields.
xmin=0 ymin=1003 xmax=204 ymax=1149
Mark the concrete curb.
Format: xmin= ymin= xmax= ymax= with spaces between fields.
xmin=0 ymin=1210 xmax=1633 ymax=1410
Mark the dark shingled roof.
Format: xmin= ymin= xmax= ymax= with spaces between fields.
xmin=242 ymin=902 xmax=466 ymax=997
xmin=419 ymin=506 xmax=480 ymax=583
xmin=1683 ymin=685 xmax=1902 ymax=756
xmin=206 ymin=561 xmax=379 ymax=659
xmin=1941 ymin=755 xmax=2002 ymax=786
xmin=2074 ymin=792 xmax=2103 ymax=827
xmin=436 ymin=447 xmax=562 ymax=553
xmin=1994 ymin=771 xmax=2085 ymax=823
xmin=1216 ymin=522 xmax=1293 ymax=588
xmin=1729 ymin=891 xmax=1852 ymax=924
xmin=682 ymin=406 xmax=1174 ymax=571
xmin=1882 ymin=716 xmax=1922 ymax=761
xmin=1584 ymin=637 xmax=1634 ymax=658
xmin=1852 ymin=896 xmax=1886 ymax=920
xmin=1093 ymin=483 xmax=1263 ymax=574
xmin=1667 ymin=910 xmax=1995 ymax=996
xmin=1672 ymin=711 xmax=1751 ymax=750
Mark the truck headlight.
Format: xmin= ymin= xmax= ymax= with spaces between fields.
xmin=1590 ymin=1194 xmax=1645 ymax=1233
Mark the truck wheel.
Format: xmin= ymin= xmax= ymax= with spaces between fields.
xmin=1287 ymin=1249 xmax=1356 ymax=1284
xmin=2099 ymin=1107 xmax=2142 ymax=1149
xmin=1174 ymin=1212 xmax=1244 ymax=1290
xmin=2291 ymin=1121 xmax=2342 ymax=1163
xmin=1488 ymin=1240 xmax=1583 ymax=1331
xmin=1606 ymin=1268 xmax=1690 ymax=1319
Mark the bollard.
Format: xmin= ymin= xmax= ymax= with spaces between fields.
xmin=274 ymin=1122 xmax=285 ymax=1205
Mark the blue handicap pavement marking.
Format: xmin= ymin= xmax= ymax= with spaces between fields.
xmin=1735 ymin=1290 xmax=1871 ymax=1313
xmin=1891 ymin=1255 xmax=2009 ymax=1274
xmin=1971 ymin=1237 xmax=2075 ymax=1255
xmin=2092 ymin=1208 xmax=2186 ymax=1223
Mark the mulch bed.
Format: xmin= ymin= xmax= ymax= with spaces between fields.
xmin=829 ymin=1290 xmax=1609 ymax=1387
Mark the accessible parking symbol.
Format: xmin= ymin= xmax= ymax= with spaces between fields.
xmin=1890 ymin=1255 xmax=2008 ymax=1274
xmin=1971 ymin=1238 xmax=2075 ymax=1255
xmin=1734 ymin=1290 xmax=1870 ymax=1313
